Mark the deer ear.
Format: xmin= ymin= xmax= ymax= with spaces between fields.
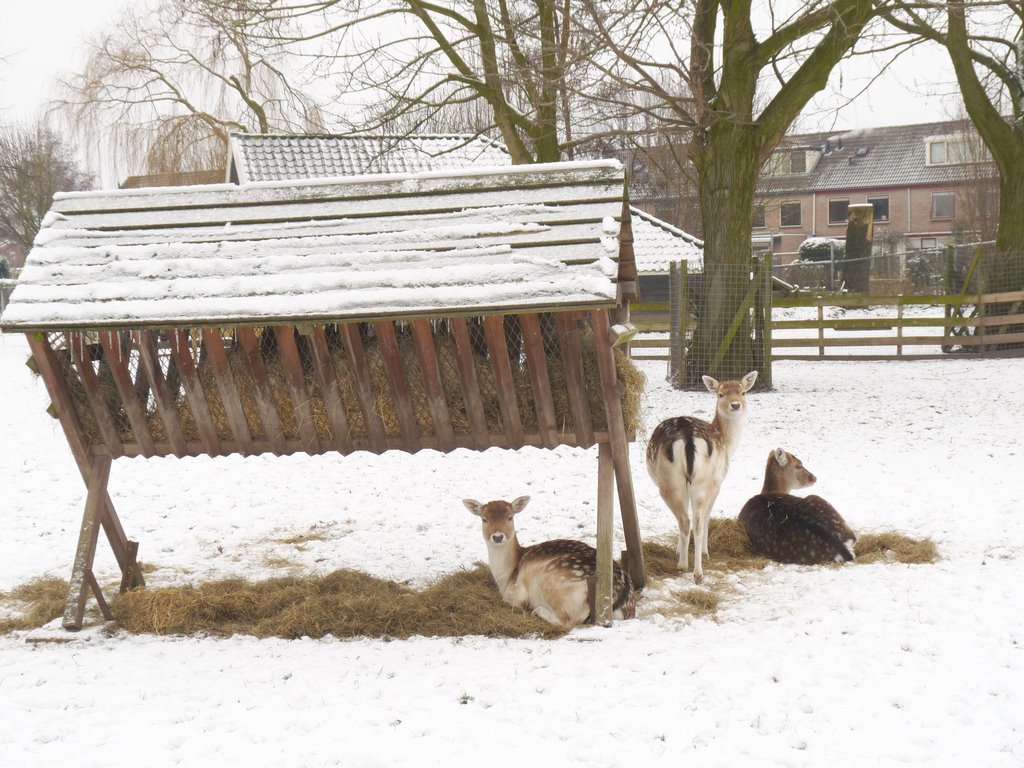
xmin=510 ymin=495 xmax=530 ymax=514
xmin=741 ymin=371 xmax=758 ymax=392
xmin=702 ymin=375 xmax=719 ymax=393
xmin=463 ymin=499 xmax=484 ymax=517
xmin=773 ymin=447 xmax=788 ymax=466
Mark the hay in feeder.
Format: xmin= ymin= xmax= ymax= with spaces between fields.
xmin=61 ymin=318 xmax=645 ymax=449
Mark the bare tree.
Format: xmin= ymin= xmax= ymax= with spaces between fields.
xmin=0 ymin=118 xmax=92 ymax=267
xmin=267 ymin=1 xmax=619 ymax=163
xmin=56 ymin=0 xmax=327 ymax=180
xmin=582 ymin=1 xmax=892 ymax=381
xmin=886 ymin=1 xmax=1024 ymax=291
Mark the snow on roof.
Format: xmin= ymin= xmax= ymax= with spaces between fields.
xmin=1 ymin=161 xmax=627 ymax=331
xmin=228 ymin=134 xmax=703 ymax=274
xmin=629 ymin=208 xmax=704 ymax=274
xmin=230 ymin=133 xmax=512 ymax=183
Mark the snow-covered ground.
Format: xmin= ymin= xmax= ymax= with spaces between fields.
xmin=1 ymin=330 xmax=1022 ymax=767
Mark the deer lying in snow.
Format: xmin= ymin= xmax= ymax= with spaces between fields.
xmin=464 ymin=496 xmax=637 ymax=629
xmin=739 ymin=448 xmax=856 ymax=564
xmin=646 ymin=371 xmax=757 ymax=584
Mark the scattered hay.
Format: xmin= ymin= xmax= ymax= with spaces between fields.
xmin=111 ymin=565 xmax=562 ymax=640
xmin=662 ymin=587 xmax=722 ymax=619
xmin=854 ymin=532 xmax=939 ymax=564
xmin=0 ymin=577 xmax=67 ymax=634
xmin=642 ymin=519 xmax=770 ymax=580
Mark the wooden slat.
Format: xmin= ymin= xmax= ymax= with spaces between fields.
xmin=594 ymin=443 xmax=615 ymax=626
xmin=410 ymin=320 xmax=456 ymax=452
xmin=236 ymin=326 xmax=286 ymax=455
xmin=200 ymin=329 xmax=255 ymax=455
xmin=448 ymin=317 xmax=490 ymax=450
xmin=169 ymin=329 xmax=221 ymax=456
xmin=274 ymin=326 xmax=322 ymax=454
xmin=337 ymin=323 xmax=388 ymax=453
xmin=482 ymin=315 xmax=524 ymax=449
xmin=26 ymin=333 xmax=141 ymax=590
xmin=518 ymin=313 xmax=559 ymax=449
xmin=108 ymin=429 xmax=624 ymax=458
xmin=67 ymin=333 xmax=124 ymax=458
xmin=134 ymin=330 xmax=189 ymax=458
xmin=307 ymin=325 xmax=354 ymax=454
xmin=590 ymin=309 xmax=645 ymax=590
xmin=373 ymin=321 xmax=421 ymax=453
xmin=98 ymin=331 xmax=156 ymax=457
xmin=63 ymin=454 xmax=111 ymax=630
xmin=555 ymin=313 xmax=594 ymax=448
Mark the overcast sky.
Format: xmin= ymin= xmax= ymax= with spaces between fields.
xmin=1 ymin=0 xmax=964 ymax=181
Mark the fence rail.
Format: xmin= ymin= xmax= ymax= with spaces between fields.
xmin=631 ymin=289 xmax=1024 ymax=362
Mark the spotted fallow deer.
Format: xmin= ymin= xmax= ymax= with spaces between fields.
xmin=739 ymin=448 xmax=856 ymax=565
xmin=463 ymin=496 xmax=637 ymax=629
xmin=646 ymin=371 xmax=757 ymax=584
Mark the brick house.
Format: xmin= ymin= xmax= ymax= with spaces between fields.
xmin=755 ymin=119 xmax=999 ymax=263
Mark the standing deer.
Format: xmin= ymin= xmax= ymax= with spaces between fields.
xmin=464 ymin=496 xmax=637 ymax=629
xmin=739 ymin=448 xmax=856 ymax=564
xmin=646 ymin=371 xmax=757 ymax=584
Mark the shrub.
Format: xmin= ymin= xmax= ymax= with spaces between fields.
xmin=798 ymin=237 xmax=845 ymax=263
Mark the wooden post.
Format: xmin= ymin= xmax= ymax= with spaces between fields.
xmin=594 ymin=443 xmax=614 ymax=626
xmin=761 ymin=254 xmax=773 ymax=389
xmin=897 ymin=296 xmax=904 ymax=358
xmin=590 ymin=309 xmax=645 ymax=589
xmin=818 ymin=300 xmax=825 ymax=358
xmin=668 ymin=261 xmax=681 ymax=386
xmin=63 ymin=454 xmax=112 ymax=630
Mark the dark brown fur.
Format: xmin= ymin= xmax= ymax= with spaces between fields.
xmin=739 ymin=493 xmax=856 ymax=565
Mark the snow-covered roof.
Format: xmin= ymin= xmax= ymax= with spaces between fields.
xmin=629 ymin=208 xmax=703 ymax=274
xmin=229 ymin=133 xmax=512 ymax=183
xmin=1 ymin=161 xmax=628 ymax=331
xmin=228 ymin=134 xmax=702 ymax=274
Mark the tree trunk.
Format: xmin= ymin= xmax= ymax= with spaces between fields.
xmin=688 ymin=125 xmax=760 ymax=385
xmin=994 ymin=162 xmax=1024 ymax=293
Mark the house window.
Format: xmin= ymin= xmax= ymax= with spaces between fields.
xmin=763 ymin=149 xmax=815 ymax=176
xmin=789 ymin=150 xmax=807 ymax=174
xmin=752 ymin=203 xmax=766 ymax=229
xmin=932 ymin=191 xmax=955 ymax=220
xmin=926 ymin=135 xmax=991 ymax=166
xmin=780 ymin=201 xmax=802 ymax=227
xmin=977 ymin=187 xmax=999 ymax=218
xmin=828 ymin=198 xmax=849 ymax=225
xmin=867 ymin=196 xmax=889 ymax=223
xmin=921 ymin=238 xmax=937 ymax=250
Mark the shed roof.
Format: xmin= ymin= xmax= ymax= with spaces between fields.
xmin=1 ymin=161 xmax=627 ymax=332
xmin=229 ymin=133 xmax=512 ymax=183
xmin=229 ymin=133 xmax=703 ymax=274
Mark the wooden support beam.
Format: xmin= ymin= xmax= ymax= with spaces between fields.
xmin=410 ymin=320 xmax=456 ymax=452
xmin=307 ymin=325 xmax=354 ymax=454
xmin=27 ymin=334 xmax=143 ymax=595
xmin=337 ymin=323 xmax=388 ymax=453
xmin=63 ymin=454 xmax=112 ymax=630
xmin=555 ymin=313 xmax=594 ymax=448
xmin=236 ymin=327 xmax=286 ymax=455
xmin=200 ymin=329 xmax=255 ymax=455
xmin=590 ymin=309 xmax=645 ymax=590
xmin=594 ymin=443 xmax=614 ymax=626
xmin=274 ymin=326 xmax=322 ymax=455
xmin=169 ymin=329 xmax=222 ymax=456
xmin=448 ymin=317 xmax=490 ymax=450
xmin=373 ymin=321 xmax=421 ymax=453
xmin=518 ymin=313 xmax=559 ymax=449
xmin=98 ymin=331 xmax=156 ymax=457
xmin=85 ymin=569 xmax=113 ymax=621
xmin=134 ymin=330 xmax=189 ymax=458
xmin=67 ymin=332 xmax=124 ymax=459
xmin=119 ymin=540 xmax=141 ymax=594
xmin=482 ymin=315 xmax=524 ymax=449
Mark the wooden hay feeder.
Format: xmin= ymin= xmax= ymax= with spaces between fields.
xmin=2 ymin=160 xmax=646 ymax=630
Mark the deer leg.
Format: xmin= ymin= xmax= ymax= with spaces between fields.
xmin=659 ymin=487 xmax=690 ymax=570
xmin=690 ymin=494 xmax=716 ymax=585
xmin=701 ymin=512 xmax=711 ymax=558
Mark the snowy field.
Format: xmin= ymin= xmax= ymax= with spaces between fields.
xmin=1 ymin=330 xmax=1022 ymax=767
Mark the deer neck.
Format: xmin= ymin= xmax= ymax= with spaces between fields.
xmin=485 ymin=535 xmax=524 ymax=595
xmin=711 ymin=411 xmax=746 ymax=459
xmin=761 ymin=461 xmax=790 ymax=494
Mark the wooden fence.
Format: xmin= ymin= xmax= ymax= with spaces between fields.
xmin=631 ymin=289 xmax=1024 ymax=363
